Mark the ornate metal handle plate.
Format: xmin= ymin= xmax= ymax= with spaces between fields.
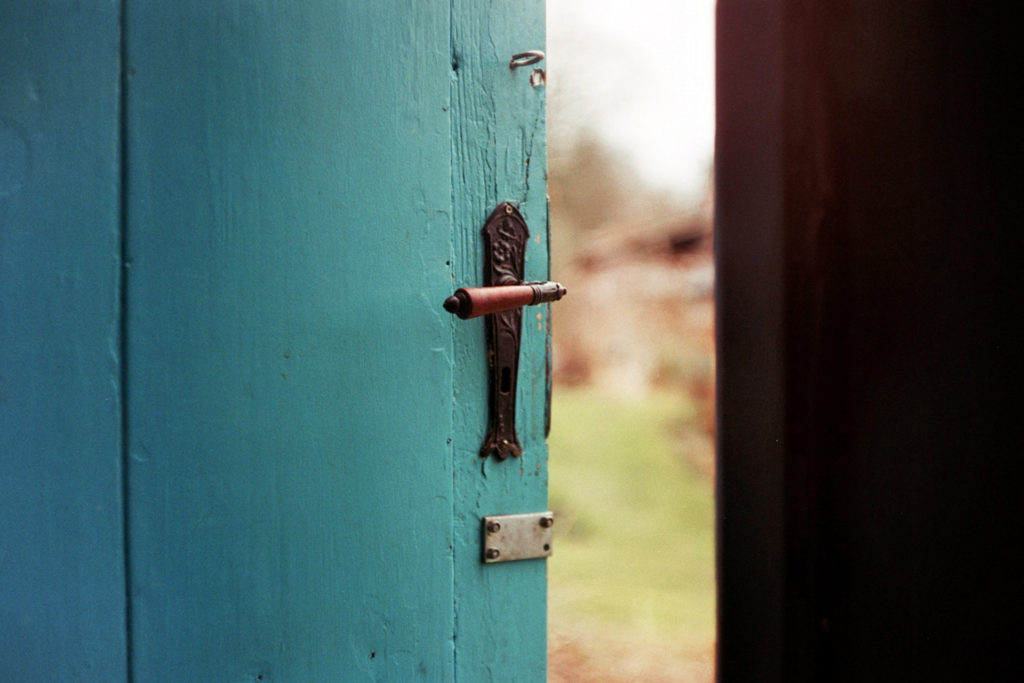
xmin=443 ymin=202 xmax=566 ymax=460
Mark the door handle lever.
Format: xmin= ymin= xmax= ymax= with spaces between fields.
xmin=443 ymin=281 xmax=566 ymax=319
xmin=443 ymin=202 xmax=566 ymax=460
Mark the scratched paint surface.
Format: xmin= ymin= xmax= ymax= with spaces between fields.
xmin=123 ymin=2 xmax=456 ymax=679
xmin=451 ymin=2 xmax=549 ymax=681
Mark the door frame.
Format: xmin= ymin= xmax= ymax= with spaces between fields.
xmin=715 ymin=2 xmax=1020 ymax=680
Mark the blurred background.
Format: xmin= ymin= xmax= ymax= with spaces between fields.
xmin=544 ymin=1 xmax=716 ymax=681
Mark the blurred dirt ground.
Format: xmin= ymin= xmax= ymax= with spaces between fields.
xmin=549 ymin=625 xmax=714 ymax=683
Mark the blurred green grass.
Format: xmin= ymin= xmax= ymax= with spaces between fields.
xmin=548 ymin=386 xmax=716 ymax=649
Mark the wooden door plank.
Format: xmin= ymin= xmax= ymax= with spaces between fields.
xmin=450 ymin=2 xmax=550 ymax=679
xmin=123 ymin=2 xmax=454 ymax=678
xmin=0 ymin=2 xmax=127 ymax=678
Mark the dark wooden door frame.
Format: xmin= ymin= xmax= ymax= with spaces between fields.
xmin=715 ymin=2 xmax=1021 ymax=680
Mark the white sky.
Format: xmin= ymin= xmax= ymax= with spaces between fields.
xmin=547 ymin=0 xmax=715 ymax=203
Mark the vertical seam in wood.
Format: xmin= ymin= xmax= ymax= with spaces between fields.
xmin=117 ymin=1 xmax=134 ymax=678
xmin=448 ymin=2 xmax=459 ymax=681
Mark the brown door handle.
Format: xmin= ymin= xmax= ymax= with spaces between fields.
xmin=443 ymin=202 xmax=567 ymax=460
xmin=443 ymin=281 xmax=566 ymax=319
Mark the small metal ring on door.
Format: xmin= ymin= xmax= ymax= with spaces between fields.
xmin=509 ymin=51 xmax=545 ymax=69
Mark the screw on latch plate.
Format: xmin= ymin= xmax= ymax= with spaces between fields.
xmin=482 ymin=512 xmax=554 ymax=564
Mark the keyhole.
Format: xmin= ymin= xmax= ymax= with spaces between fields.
xmin=500 ymin=366 xmax=512 ymax=394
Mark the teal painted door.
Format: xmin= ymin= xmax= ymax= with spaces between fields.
xmin=1 ymin=4 xmax=127 ymax=679
xmin=3 ymin=1 xmax=547 ymax=680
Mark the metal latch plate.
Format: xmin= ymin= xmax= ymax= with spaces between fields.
xmin=482 ymin=512 xmax=554 ymax=564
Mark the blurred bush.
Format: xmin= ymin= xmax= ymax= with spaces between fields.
xmin=549 ymin=134 xmax=714 ymax=425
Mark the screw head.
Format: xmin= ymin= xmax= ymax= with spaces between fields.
xmin=485 ymin=547 xmax=501 ymax=560
xmin=504 ymin=203 xmax=514 ymax=214
xmin=486 ymin=521 xmax=501 ymax=533
xmin=539 ymin=516 xmax=554 ymax=528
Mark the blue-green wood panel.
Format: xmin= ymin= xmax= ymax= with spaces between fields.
xmin=2 ymin=0 xmax=546 ymax=677
xmin=122 ymin=2 xmax=458 ymax=679
xmin=451 ymin=2 xmax=549 ymax=680
xmin=0 ymin=2 xmax=127 ymax=679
